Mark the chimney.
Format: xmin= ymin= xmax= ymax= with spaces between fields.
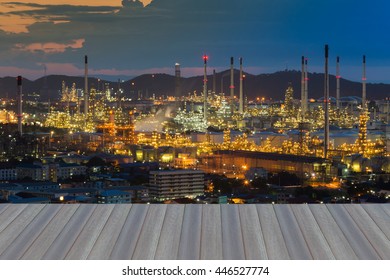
xmin=362 ymin=55 xmax=366 ymax=109
xmin=239 ymin=57 xmax=244 ymax=114
xmin=84 ymin=55 xmax=89 ymax=119
xmin=324 ymin=45 xmax=330 ymax=159
xmin=304 ymin=58 xmax=309 ymax=116
xmin=301 ymin=56 xmax=305 ymax=117
xmin=175 ymin=63 xmax=181 ymax=99
xmin=212 ymin=69 xmax=216 ymax=99
xmin=17 ymin=76 xmax=23 ymax=135
xmin=336 ymin=56 xmax=341 ymax=109
xmin=203 ymin=55 xmax=208 ymax=124
xmin=230 ymin=57 xmax=234 ymax=114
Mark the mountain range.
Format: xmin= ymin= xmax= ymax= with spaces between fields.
xmin=0 ymin=70 xmax=389 ymax=101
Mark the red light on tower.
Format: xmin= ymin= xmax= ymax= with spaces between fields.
xmin=203 ymin=55 xmax=208 ymax=63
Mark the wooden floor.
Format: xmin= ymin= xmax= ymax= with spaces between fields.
xmin=0 ymin=204 xmax=389 ymax=260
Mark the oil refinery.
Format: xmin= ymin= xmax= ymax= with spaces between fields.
xmin=0 ymin=47 xmax=389 ymax=204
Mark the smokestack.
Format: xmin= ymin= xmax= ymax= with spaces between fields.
xmin=175 ymin=63 xmax=181 ymax=99
xmin=301 ymin=56 xmax=305 ymax=118
xmin=304 ymin=58 xmax=309 ymax=115
xmin=212 ymin=69 xmax=216 ymax=99
xmin=118 ymin=78 xmax=122 ymax=109
xmin=239 ymin=57 xmax=244 ymax=114
xmin=17 ymin=76 xmax=23 ymax=135
xmin=230 ymin=57 xmax=234 ymax=113
xmin=203 ymin=55 xmax=208 ymax=123
xmin=362 ymin=55 xmax=366 ymax=109
xmin=336 ymin=56 xmax=341 ymax=109
xmin=128 ymin=110 xmax=135 ymax=144
xmin=324 ymin=45 xmax=330 ymax=159
xmin=84 ymin=55 xmax=89 ymax=119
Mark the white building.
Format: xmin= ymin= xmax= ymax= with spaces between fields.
xmin=149 ymin=169 xmax=205 ymax=201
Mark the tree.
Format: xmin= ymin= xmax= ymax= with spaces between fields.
xmin=268 ymin=171 xmax=300 ymax=186
xmin=86 ymin=156 xmax=106 ymax=167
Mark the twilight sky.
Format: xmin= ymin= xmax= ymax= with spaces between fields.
xmin=0 ymin=0 xmax=389 ymax=82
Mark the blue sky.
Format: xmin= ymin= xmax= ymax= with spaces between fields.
xmin=0 ymin=0 xmax=389 ymax=82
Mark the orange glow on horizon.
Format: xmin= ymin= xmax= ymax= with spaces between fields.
xmin=0 ymin=0 xmax=151 ymax=7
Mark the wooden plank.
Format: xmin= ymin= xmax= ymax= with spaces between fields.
xmin=327 ymin=205 xmax=380 ymax=260
xmin=154 ymin=205 xmax=185 ymax=260
xmin=21 ymin=205 xmax=79 ymax=260
xmin=200 ymin=205 xmax=223 ymax=260
xmin=290 ymin=205 xmax=335 ymax=260
xmin=87 ymin=205 xmax=132 ymax=260
xmin=42 ymin=205 xmax=97 ymax=260
xmin=0 ymin=205 xmax=62 ymax=260
xmin=256 ymin=205 xmax=289 ymax=259
xmin=274 ymin=205 xmax=313 ymax=260
xmin=177 ymin=205 xmax=202 ymax=260
xmin=380 ymin=205 xmax=390 ymax=217
xmin=132 ymin=205 xmax=167 ymax=260
xmin=221 ymin=205 xmax=245 ymax=259
xmin=0 ymin=204 xmax=10 ymax=215
xmin=343 ymin=205 xmax=390 ymax=259
xmin=0 ymin=205 xmax=44 ymax=256
xmin=361 ymin=205 xmax=390 ymax=239
xmin=0 ymin=204 xmax=28 ymax=234
xmin=109 ymin=204 xmax=149 ymax=260
xmin=308 ymin=205 xmax=357 ymax=259
xmin=238 ymin=205 xmax=268 ymax=260
xmin=65 ymin=205 xmax=115 ymax=260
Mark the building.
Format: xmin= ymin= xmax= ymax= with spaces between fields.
xmin=50 ymin=162 xmax=87 ymax=181
xmin=202 ymin=150 xmax=336 ymax=178
xmin=97 ymin=190 xmax=132 ymax=204
xmin=16 ymin=163 xmax=49 ymax=181
xmin=149 ymin=169 xmax=205 ymax=201
xmin=174 ymin=153 xmax=197 ymax=169
xmin=0 ymin=163 xmax=17 ymax=181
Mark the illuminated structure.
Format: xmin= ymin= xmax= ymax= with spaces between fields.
xmin=356 ymin=109 xmax=369 ymax=157
xmin=174 ymin=106 xmax=208 ymax=132
xmin=239 ymin=57 xmax=244 ymax=114
xmin=203 ymin=55 xmax=208 ymax=124
xmin=284 ymin=84 xmax=294 ymax=114
xmin=149 ymin=169 xmax=205 ymax=201
xmin=97 ymin=110 xmax=136 ymax=148
xmin=230 ymin=57 xmax=235 ymax=114
xmin=84 ymin=55 xmax=89 ymax=120
xmin=362 ymin=55 xmax=367 ymax=108
xmin=304 ymin=58 xmax=309 ymax=118
xmin=300 ymin=56 xmax=307 ymax=118
xmin=39 ymin=50 xmax=387 ymax=181
xmin=175 ymin=63 xmax=181 ymax=98
xmin=336 ymin=56 xmax=341 ymax=109
xmin=17 ymin=76 xmax=23 ymax=135
xmin=324 ymin=44 xmax=330 ymax=159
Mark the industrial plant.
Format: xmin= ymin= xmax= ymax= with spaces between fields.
xmin=0 ymin=46 xmax=389 ymax=204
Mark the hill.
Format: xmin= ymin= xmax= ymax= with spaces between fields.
xmin=0 ymin=70 xmax=389 ymax=101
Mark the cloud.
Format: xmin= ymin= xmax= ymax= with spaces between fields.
xmin=0 ymin=0 xmax=389 ymax=82
xmin=14 ymin=38 xmax=85 ymax=53
xmin=0 ymin=2 xmax=120 ymax=33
